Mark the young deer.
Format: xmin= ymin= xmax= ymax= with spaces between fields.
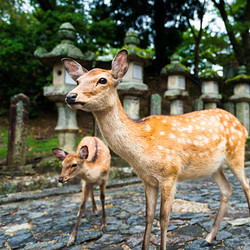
xmin=52 ymin=136 xmax=110 ymax=246
xmin=61 ymin=50 xmax=250 ymax=249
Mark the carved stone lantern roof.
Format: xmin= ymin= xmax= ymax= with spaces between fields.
xmin=228 ymin=65 xmax=250 ymax=102
xmin=123 ymin=28 xmax=152 ymax=66
xmin=200 ymin=62 xmax=221 ymax=81
xmin=161 ymin=54 xmax=189 ymax=76
xmin=34 ymin=22 xmax=95 ymax=67
xmin=226 ymin=65 xmax=250 ymax=85
xmin=117 ymin=28 xmax=150 ymax=96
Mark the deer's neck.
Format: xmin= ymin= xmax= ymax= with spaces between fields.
xmin=93 ymin=93 xmax=144 ymax=160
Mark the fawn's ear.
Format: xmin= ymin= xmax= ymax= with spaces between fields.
xmin=111 ymin=49 xmax=129 ymax=79
xmin=52 ymin=148 xmax=68 ymax=161
xmin=61 ymin=58 xmax=88 ymax=81
xmin=79 ymin=146 xmax=89 ymax=160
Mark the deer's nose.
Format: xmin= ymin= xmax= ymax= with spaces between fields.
xmin=58 ymin=177 xmax=63 ymax=183
xmin=65 ymin=93 xmax=77 ymax=104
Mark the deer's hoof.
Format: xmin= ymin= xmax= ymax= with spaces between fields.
xmin=67 ymin=235 xmax=76 ymax=246
xmin=201 ymin=240 xmax=211 ymax=247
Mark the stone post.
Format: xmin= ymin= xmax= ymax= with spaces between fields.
xmin=228 ymin=65 xmax=250 ymax=132
xmin=161 ymin=55 xmax=189 ymax=115
xmin=200 ymin=63 xmax=222 ymax=109
xmin=34 ymin=22 xmax=95 ymax=152
xmin=7 ymin=93 xmax=30 ymax=167
xmin=117 ymin=29 xmax=151 ymax=120
xmin=150 ymin=93 xmax=162 ymax=115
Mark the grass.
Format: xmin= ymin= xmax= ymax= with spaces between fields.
xmin=0 ymin=128 xmax=59 ymax=161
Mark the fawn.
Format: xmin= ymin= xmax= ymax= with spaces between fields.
xmin=61 ymin=50 xmax=250 ymax=249
xmin=52 ymin=136 xmax=110 ymax=246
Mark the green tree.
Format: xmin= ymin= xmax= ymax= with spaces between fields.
xmin=90 ymin=0 xmax=202 ymax=72
xmin=0 ymin=0 xmax=116 ymax=115
xmin=212 ymin=0 xmax=250 ymax=73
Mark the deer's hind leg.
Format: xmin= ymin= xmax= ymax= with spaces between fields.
xmin=68 ymin=182 xmax=92 ymax=246
xmin=226 ymin=152 xmax=250 ymax=212
xmin=202 ymin=167 xmax=233 ymax=246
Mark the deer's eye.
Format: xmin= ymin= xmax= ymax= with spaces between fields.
xmin=72 ymin=164 xmax=77 ymax=168
xmin=97 ymin=78 xmax=107 ymax=85
xmin=76 ymin=80 xmax=79 ymax=85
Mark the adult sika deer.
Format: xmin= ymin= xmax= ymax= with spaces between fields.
xmin=62 ymin=50 xmax=250 ymax=249
xmin=52 ymin=136 xmax=110 ymax=246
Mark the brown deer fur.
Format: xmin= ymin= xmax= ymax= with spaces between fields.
xmin=52 ymin=136 xmax=110 ymax=246
xmin=61 ymin=50 xmax=250 ymax=249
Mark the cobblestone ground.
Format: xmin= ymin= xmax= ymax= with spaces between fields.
xmin=1 ymin=168 xmax=249 ymax=250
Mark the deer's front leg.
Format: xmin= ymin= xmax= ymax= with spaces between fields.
xmin=159 ymin=178 xmax=176 ymax=250
xmin=100 ymin=182 xmax=107 ymax=231
xmin=142 ymin=182 xmax=159 ymax=250
xmin=67 ymin=183 xmax=92 ymax=246
xmin=91 ymin=187 xmax=98 ymax=215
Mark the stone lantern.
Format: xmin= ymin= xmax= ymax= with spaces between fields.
xmin=228 ymin=65 xmax=250 ymax=132
xmin=117 ymin=29 xmax=151 ymax=120
xmin=200 ymin=63 xmax=222 ymax=109
xmin=34 ymin=22 xmax=95 ymax=152
xmin=161 ymin=55 xmax=189 ymax=115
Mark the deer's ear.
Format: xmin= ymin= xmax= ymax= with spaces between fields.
xmin=62 ymin=58 xmax=88 ymax=81
xmin=111 ymin=49 xmax=129 ymax=79
xmin=52 ymin=148 xmax=68 ymax=161
xmin=79 ymin=146 xmax=89 ymax=160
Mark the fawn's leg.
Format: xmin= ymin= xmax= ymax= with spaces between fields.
xmin=202 ymin=167 xmax=233 ymax=246
xmin=67 ymin=182 xmax=92 ymax=246
xmin=142 ymin=182 xmax=159 ymax=250
xmin=91 ymin=187 xmax=98 ymax=215
xmin=100 ymin=182 xmax=107 ymax=230
xmin=159 ymin=177 xmax=176 ymax=250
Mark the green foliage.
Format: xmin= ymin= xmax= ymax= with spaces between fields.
xmin=176 ymin=27 xmax=234 ymax=73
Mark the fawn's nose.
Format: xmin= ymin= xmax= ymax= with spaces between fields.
xmin=58 ymin=177 xmax=63 ymax=183
xmin=65 ymin=93 xmax=77 ymax=104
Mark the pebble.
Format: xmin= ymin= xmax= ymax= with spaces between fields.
xmin=0 ymin=168 xmax=249 ymax=249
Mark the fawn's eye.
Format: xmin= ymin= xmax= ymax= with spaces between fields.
xmin=72 ymin=164 xmax=77 ymax=168
xmin=97 ymin=78 xmax=107 ymax=85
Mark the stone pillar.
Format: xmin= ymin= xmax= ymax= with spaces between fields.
xmin=150 ymin=93 xmax=162 ymax=115
xmin=7 ymin=93 xmax=30 ymax=167
xmin=228 ymin=66 xmax=250 ymax=132
xmin=55 ymin=102 xmax=79 ymax=152
xmin=35 ymin=22 xmax=95 ymax=152
xmin=200 ymin=63 xmax=222 ymax=109
xmin=117 ymin=29 xmax=151 ymax=120
xmin=161 ymin=55 xmax=189 ymax=115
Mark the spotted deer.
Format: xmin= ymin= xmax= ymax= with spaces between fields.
xmin=52 ymin=136 xmax=110 ymax=246
xmin=61 ymin=50 xmax=250 ymax=249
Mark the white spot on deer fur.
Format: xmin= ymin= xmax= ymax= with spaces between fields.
xmin=160 ymin=131 xmax=165 ymax=135
xmin=223 ymin=121 xmax=228 ymax=126
xmin=204 ymin=137 xmax=209 ymax=144
xmin=238 ymin=131 xmax=243 ymax=137
xmin=229 ymin=138 xmax=233 ymax=146
xmin=193 ymin=140 xmax=199 ymax=146
xmin=187 ymin=139 xmax=192 ymax=144
xmin=169 ymin=133 xmax=176 ymax=139
xmin=238 ymin=141 xmax=241 ymax=146
xmin=145 ymin=124 xmax=151 ymax=131
xmin=158 ymin=146 xmax=164 ymax=150
xmin=201 ymin=121 xmax=205 ymax=125
xmin=162 ymin=119 xmax=167 ymax=123
xmin=225 ymin=114 xmax=230 ymax=120
xmin=166 ymin=155 xmax=173 ymax=161
xmin=165 ymin=148 xmax=170 ymax=153
xmin=195 ymin=125 xmax=200 ymax=130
